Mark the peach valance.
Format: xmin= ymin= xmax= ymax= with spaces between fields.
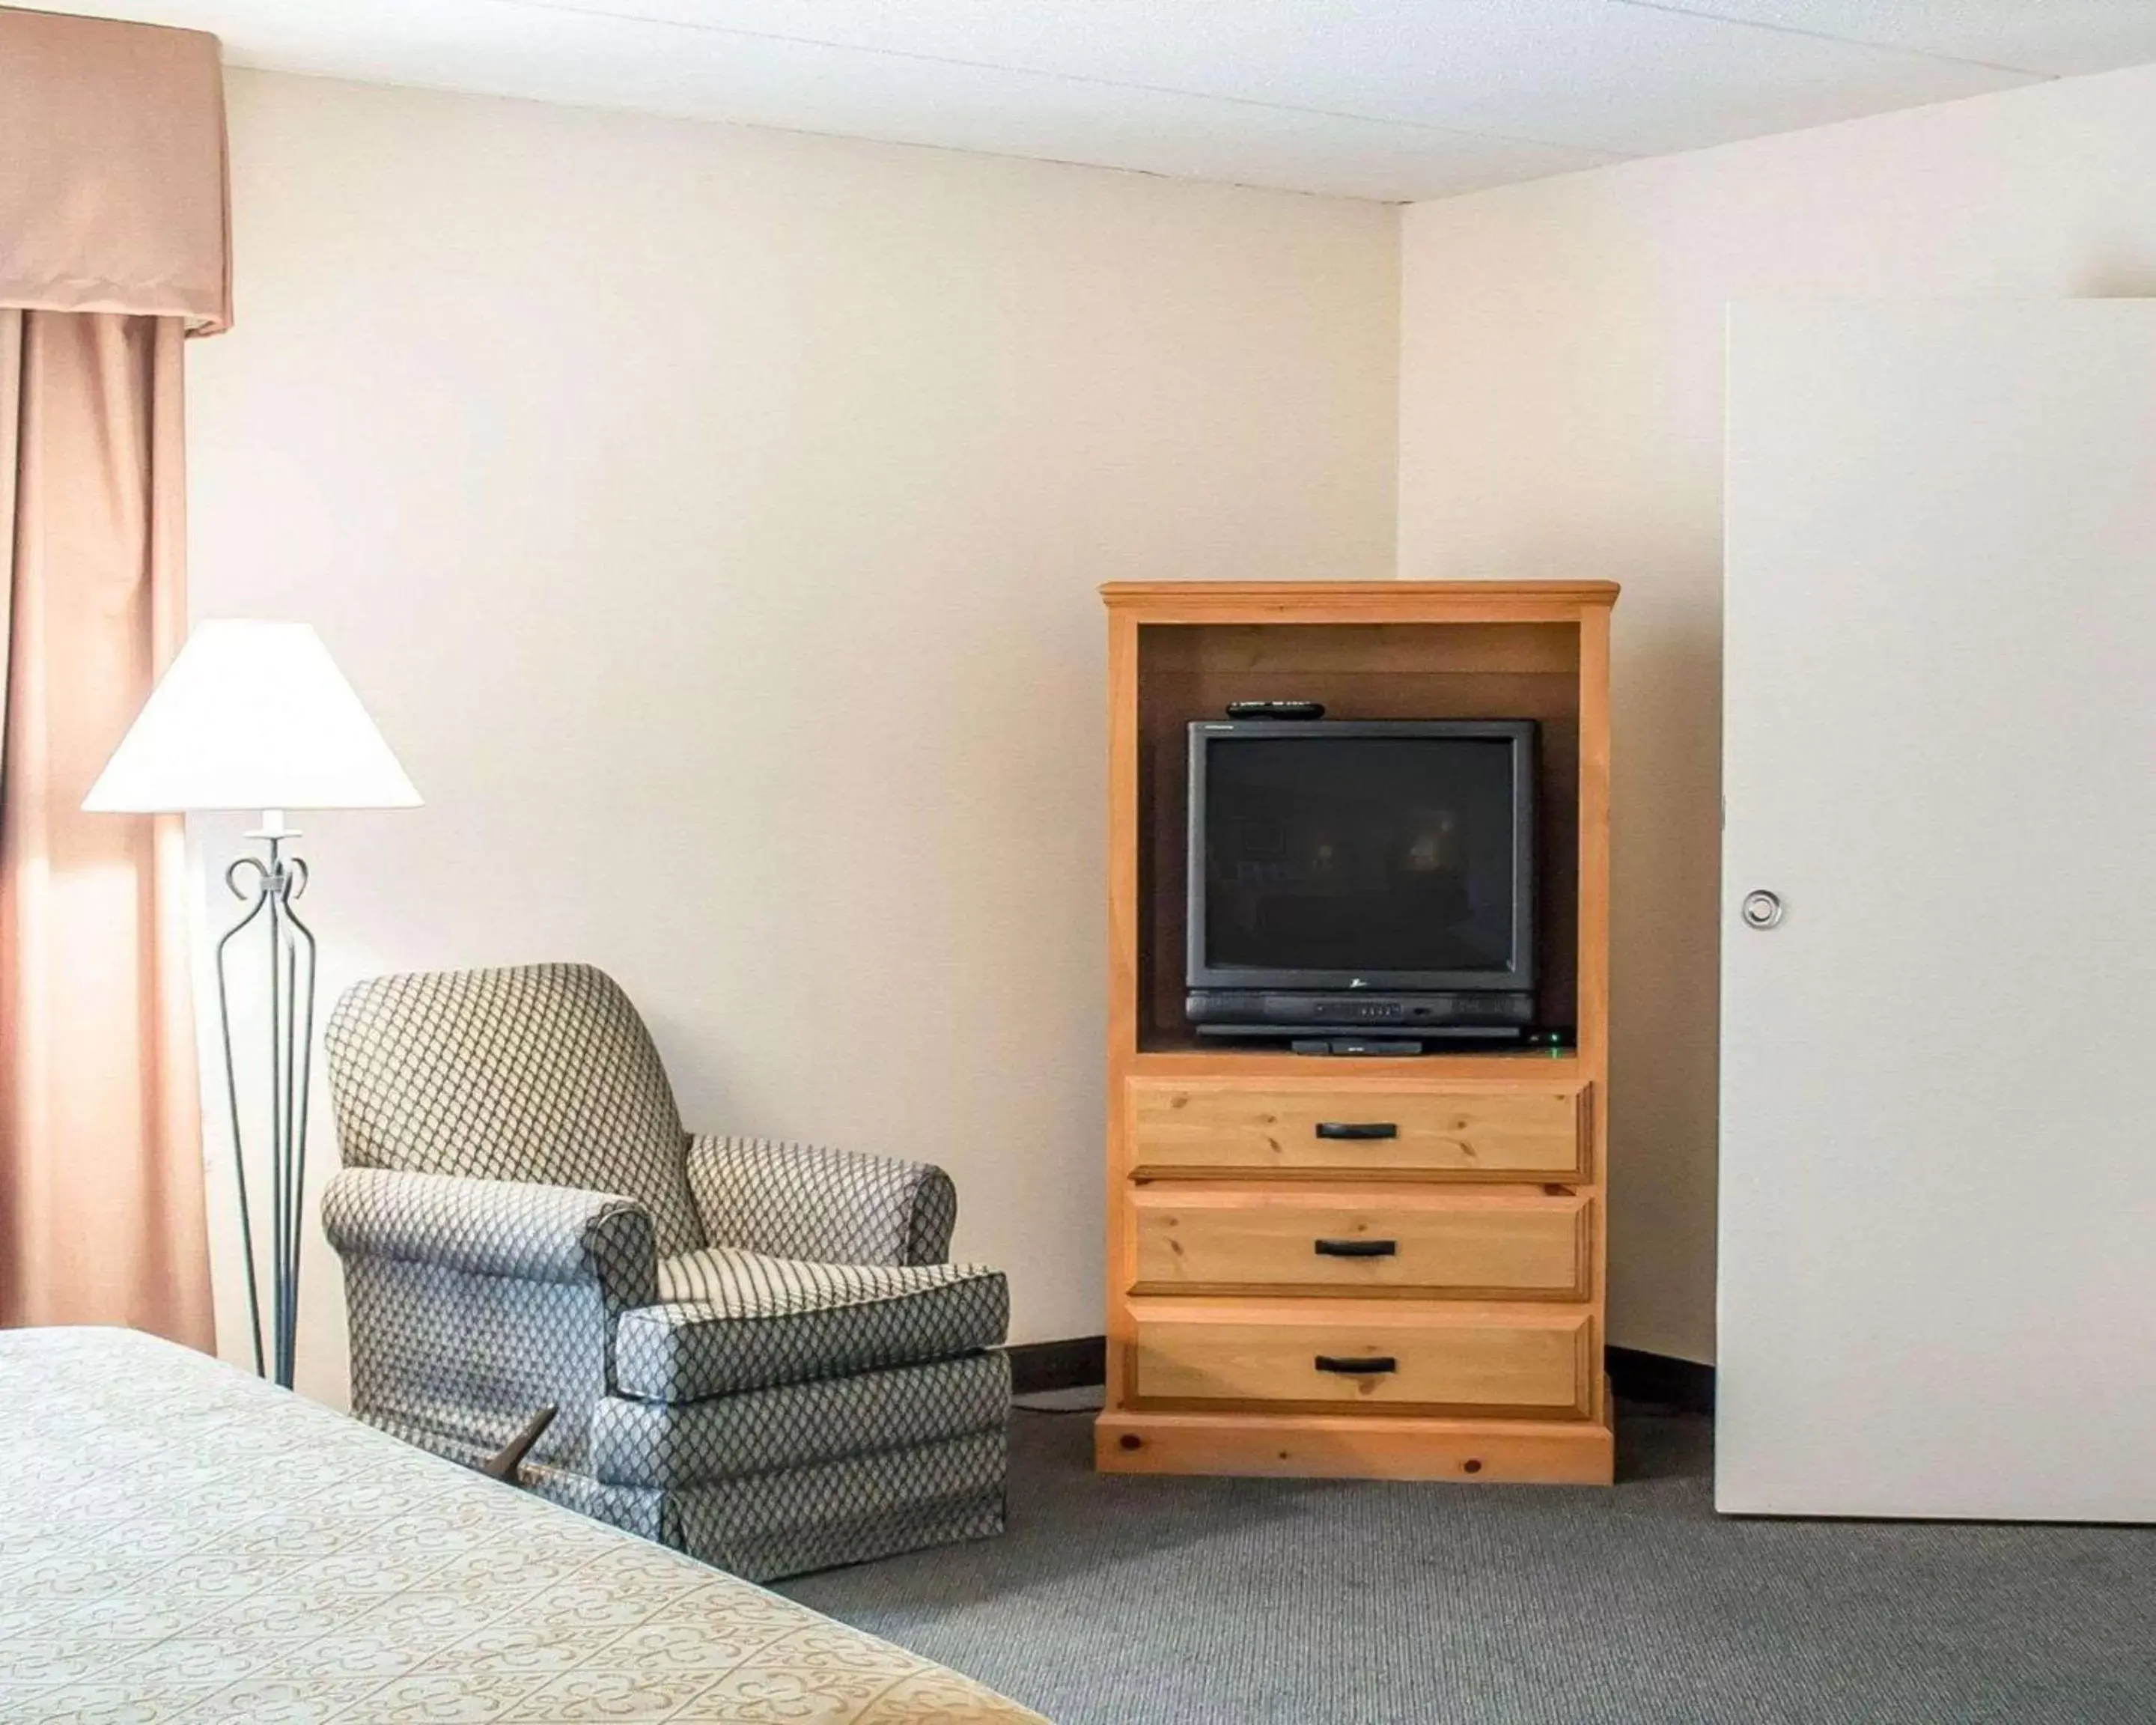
xmin=0 ymin=7 xmax=229 ymax=335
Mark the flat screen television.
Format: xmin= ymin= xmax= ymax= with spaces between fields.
xmin=1184 ymin=719 xmax=1537 ymax=1040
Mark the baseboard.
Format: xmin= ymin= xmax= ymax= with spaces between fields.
xmin=1010 ymin=1335 xmax=1716 ymax=1415
xmin=1605 ymin=1345 xmax=1716 ymax=1414
xmin=1008 ymin=1335 xmax=1106 ymax=1396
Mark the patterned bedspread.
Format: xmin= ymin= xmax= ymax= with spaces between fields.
xmin=0 ymin=1327 xmax=1045 ymax=1724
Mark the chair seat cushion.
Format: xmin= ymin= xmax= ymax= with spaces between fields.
xmin=591 ymin=1352 xmax=1011 ymax=1488
xmin=612 ymin=1248 xmax=1008 ymax=1402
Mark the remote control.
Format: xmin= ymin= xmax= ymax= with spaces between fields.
xmin=1225 ymin=700 xmax=1326 ymax=719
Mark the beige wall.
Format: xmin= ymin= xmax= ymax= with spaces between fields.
xmin=1398 ymin=61 xmax=2156 ymax=1363
xmin=186 ymin=70 xmax=1399 ymax=1405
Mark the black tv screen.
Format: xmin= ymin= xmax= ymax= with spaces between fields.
xmin=1187 ymin=720 xmax=1535 ymax=989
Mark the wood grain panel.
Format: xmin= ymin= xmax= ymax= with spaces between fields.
xmin=1132 ymin=1300 xmax=1593 ymax=1416
xmin=1127 ymin=1080 xmax=1585 ymax=1179
xmin=1130 ymin=1185 xmax=1589 ymax=1297
xmin=1095 ymin=1407 xmax=1616 ymax=1482
xmin=1099 ymin=582 xmax=1619 ymax=627
xmin=1137 ymin=621 xmax=1581 ymax=676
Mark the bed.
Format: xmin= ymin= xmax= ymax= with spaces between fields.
xmin=0 ymin=1327 xmax=1045 ymax=1724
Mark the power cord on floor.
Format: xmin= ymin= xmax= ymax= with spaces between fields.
xmin=1011 ymin=1390 xmax=1105 ymax=1416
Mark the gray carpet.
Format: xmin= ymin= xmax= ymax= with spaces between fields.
xmin=782 ymin=1402 xmax=2156 ymax=1724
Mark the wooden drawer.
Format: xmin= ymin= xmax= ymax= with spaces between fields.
xmin=1131 ymin=1186 xmax=1590 ymax=1299
xmin=1132 ymin=1301 xmax=1594 ymax=1417
xmin=1126 ymin=1080 xmax=1586 ymax=1180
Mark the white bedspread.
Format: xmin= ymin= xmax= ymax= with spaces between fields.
xmin=0 ymin=1327 xmax=1045 ymax=1724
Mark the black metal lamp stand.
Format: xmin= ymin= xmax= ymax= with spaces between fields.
xmin=212 ymin=812 xmax=317 ymax=1389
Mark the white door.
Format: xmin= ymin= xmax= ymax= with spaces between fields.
xmin=1719 ymin=300 xmax=2156 ymax=1521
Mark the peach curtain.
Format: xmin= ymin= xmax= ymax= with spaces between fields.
xmin=0 ymin=9 xmax=228 ymax=1347
xmin=0 ymin=8 xmax=231 ymax=333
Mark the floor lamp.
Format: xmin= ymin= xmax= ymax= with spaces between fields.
xmin=84 ymin=621 xmax=421 ymax=1388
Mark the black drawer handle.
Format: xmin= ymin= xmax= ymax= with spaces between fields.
xmin=1315 ymin=1122 xmax=1398 ymax=1140
xmin=1315 ymin=1354 xmax=1397 ymax=1375
xmin=1314 ymin=1238 xmax=1397 ymax=1259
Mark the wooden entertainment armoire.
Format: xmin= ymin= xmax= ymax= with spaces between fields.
xmin=1097 ymin=580 xmax=1618 ymax=1484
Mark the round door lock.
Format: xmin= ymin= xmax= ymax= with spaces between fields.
xmin=1741 ymin=889 xmax=1785 ymax=930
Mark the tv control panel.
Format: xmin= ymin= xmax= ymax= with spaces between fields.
xmin=1185 ymin=988 xmax=1535 ymax=1031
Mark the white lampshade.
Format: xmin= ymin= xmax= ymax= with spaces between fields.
xmin=84 ymin=621 xmax=421 ymax=814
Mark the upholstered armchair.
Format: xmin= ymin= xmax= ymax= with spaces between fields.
xmin=320 ymin=963 xmax=1009 ymax=1581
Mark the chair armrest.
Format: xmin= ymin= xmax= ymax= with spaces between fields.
xmin=323 ymin=1168 xmax=658 ymax=1306
xmin=684 ymin=1134 xmax=957 ymax=1266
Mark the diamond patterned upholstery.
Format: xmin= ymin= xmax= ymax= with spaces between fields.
xmin=536 ymin=1422 xmax=1011 ymax=1581
xmin=589 ymin=1353 xmax=1010 ymax=1487
xmin=323 ymin=1168 xmax=659 ymax=1473
xmin=327 ymin=964 xmax=701 ymax=1256
xmin=621 ymin=1248 xmax=1009 ymax=1399
xmin=686 ymin=1134 xmax=957 ymax=1265
xmin=324 ymin=1168 xmax=658 ymax=1296
xmin=322 ymin=963 xmax=1010 ymax=1581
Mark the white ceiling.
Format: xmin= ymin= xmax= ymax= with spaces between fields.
xmin=36 ymin=0 xmax=2156 ymax=201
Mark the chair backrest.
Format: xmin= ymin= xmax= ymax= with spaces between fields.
xmin=326 ymin=963 xmax=702 ymax=1255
